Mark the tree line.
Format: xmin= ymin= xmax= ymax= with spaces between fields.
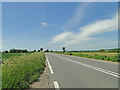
xmin=2 ymin=48 xmax=45 ymax=53
xmin=1 ymin=47 xmax=119 ymax=53
xmin=3 ymin=49 xmax=28 ymax=53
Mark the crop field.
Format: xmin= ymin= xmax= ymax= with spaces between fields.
xmin=75 ymin=52 xmax=118 ymax=57
xmin=55 ymin=52 xmax=119 ymax=62
xmin=2 ymin=53 xmax=24 ymax=59
xmin=2 ymin=52 xmax=46 ymax=88
xmin=55 ymin=51 xmax=118 ymax=56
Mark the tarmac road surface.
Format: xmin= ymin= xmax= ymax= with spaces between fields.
xmin=45 ymin=53 xmax=119 ymax=88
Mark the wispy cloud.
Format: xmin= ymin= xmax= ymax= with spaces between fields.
xmin=79 ymin=13 xmax=118 ymax=37
xmin=62 ymin=3 xmax=90 ymax=30
xmin=50 ymin=12 xmax=118 ymax=47
xmin=50 ymin=32 xmax=73 ymax=44
xmin=49 ymin=3 xmax=90 ymax=45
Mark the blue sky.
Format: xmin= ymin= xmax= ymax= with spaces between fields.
xmin=2 ymin=2 xmax=118 ymax=51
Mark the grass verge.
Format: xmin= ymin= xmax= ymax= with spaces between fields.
xmin=2 ymin=52 xmax=46 ymax=88
xmin=54 ymin=52 xmax=119 ymax=62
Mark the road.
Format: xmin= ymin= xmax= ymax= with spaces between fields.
xmin=45 ymin=53 xmax=119 ymax=88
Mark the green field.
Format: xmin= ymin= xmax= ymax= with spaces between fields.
xmin=55 ymin=52 xmax=119 ymax=62
xmin=2 ymin=53 xmax=24 ymax=59
xmin=2 ymin=52 xmax=46 ymax=88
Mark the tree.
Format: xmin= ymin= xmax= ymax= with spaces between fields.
xmin=40 ymin=48 xmax=43 ymax=51
xmin=50 ymin=50 xmax=53 ymax=52
xmin=9 ymin=49 xmax=28 ymax=53
xmin=9 ymin=49 xmax=16 ymax=53
xmin=38 ymin=50 xmax=40 ymax=52
xmin=62 ymin=47 xmax=66 ymax=52
xmin=24 ymin=49 xmax=28 ymax=53
xmin=45 ymin=49 xmax=49 ymax=52
xmin=99 ymin=49 xmax=105 ymax=52
xmin=47 ymin=49 xmax=49 ymax=52
xmin=4 ymin=50 xmax=8 ymax=53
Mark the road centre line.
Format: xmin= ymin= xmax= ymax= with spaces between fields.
xmin=52 ymin=54 xmax=120 ymax=78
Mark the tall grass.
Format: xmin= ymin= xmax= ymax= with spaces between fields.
xmin=2 ymin=52 xmax=45 ymax=88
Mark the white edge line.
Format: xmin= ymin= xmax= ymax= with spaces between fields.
xmin=46 ymin=56 xmax=54 ymax=74
xmin=54 ymin=81 xmax=60 ymax=89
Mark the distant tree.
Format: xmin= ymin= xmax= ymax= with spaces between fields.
xmin=24 ymin=49 xmax=28 ymax=53
xmin=9 ymin=49 xmax=28 ymax=53
xmin=62 ymin=47 xmax=66 ymax=52
xmin=50 ymin=50 xmax=53 ymax=52
xmin=40 ymin=48 xmax=43 ymax=51
xmin=4 ymin=50 xmax=8 ymax=53
xmin=9 ymin=49 xmax=15 ymax=53
xmin=47 ymin=49 xmax=49 ymax=52
xmin=34 ymin=50 xmax=36 ymax=52
xmin=38 ymin=50 xmax=40 ymax=52
xmin=99 ymin=49 xmax=105 ymax=52
xmin=45 ymin=49 xmax=49 ymax=52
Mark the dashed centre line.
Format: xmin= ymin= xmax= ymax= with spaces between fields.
xmin=52 ymin=54 xmax=120 ymax=78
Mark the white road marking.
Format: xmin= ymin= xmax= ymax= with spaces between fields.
xmin=46 ymin=56 xmax=54 ymax=74
xmin=52 ymin=54 xmax=120 ymax=78
xmin=54 ymin=81 xmax=60 ymax=89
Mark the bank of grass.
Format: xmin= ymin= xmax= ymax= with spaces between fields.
xmin=2 ymin=52 xmax=46 ymax=88
xmin=55 ymin=52 xmax=119 ymax=62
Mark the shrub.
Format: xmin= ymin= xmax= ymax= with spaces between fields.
xmin=70 ymin=53 xmax=72 ymax=55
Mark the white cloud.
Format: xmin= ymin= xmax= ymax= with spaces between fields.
xmin=41 ymin=22 xmax=47 ymax=27
xmin=79 ymin=13 xmax=118 ymax=37
xmin=49 ymin=3 xmax=91 ymax=45
xmin=50 ymin=32 xmax=73 ymax=44
xmin=42 ymin=22 xmax=46 ymax=25
xmin=50 ymin=13 xmax=118 ymax=47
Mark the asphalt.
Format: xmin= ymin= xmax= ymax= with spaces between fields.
xmin=45 ymin=53 xmax=119 ymax=88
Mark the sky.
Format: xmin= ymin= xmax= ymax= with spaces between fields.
xmin=1 ymin=0 xmax=120 ymax=2
xmin=2 ymin=2 xmax=118 ymax=51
